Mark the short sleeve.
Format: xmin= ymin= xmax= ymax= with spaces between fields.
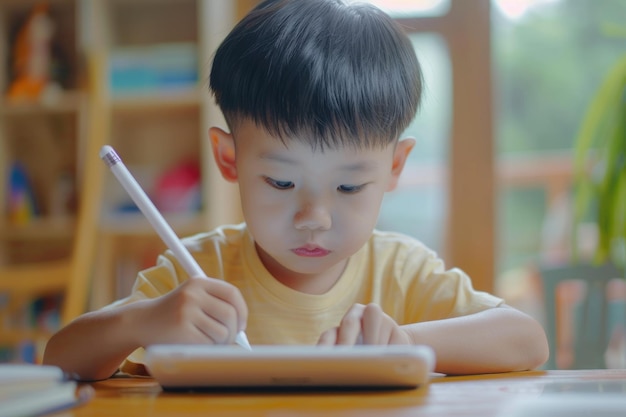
xmin=102 ymin=253 xmax=186 ymax=377
xmin=398 ymin=243 xmax=503 ymax=323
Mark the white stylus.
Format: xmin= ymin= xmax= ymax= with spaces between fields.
xmin=99 ymin=145 xmax=251 ymax=350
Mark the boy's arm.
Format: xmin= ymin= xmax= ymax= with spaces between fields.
xmin=402 ymin=304 xmax=549 ymax=375
xmin=318 ymin=302 xmax=548 ymax=374
xmin=43 ymin=300 xmax=152 ymax=381
xmin=43 ymin=276 xmax=248 ymax=381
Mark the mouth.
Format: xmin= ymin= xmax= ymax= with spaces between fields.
xmin=291 ymin=245 xmax=331 ymax=257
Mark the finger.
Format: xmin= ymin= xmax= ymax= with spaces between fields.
xmin=361 ymin=303 xmax=383 ymax=345
xmin=191 ymin=315 xmax=222 ymax=344
xmin=197 ymin=297 xmax=238 ymax=344
xmin=167 ymin=300 xmax=223 ymax=345
xmin=336 ymin=304 xmax=365 ymax=345
xmin=389 ymin=326 xmax=411 ymax=345
xmin=194 ymin=276 xmax=249 ymax=332
xmin=181 ymin=277 xmax=241 ymax=344
xmin=377 ymin=321 xmax=394 ymax=345
xmin=317 ymin=328 xmax=338 ymax=346
xmin=172 ymin=289 xmax=232 ymax=344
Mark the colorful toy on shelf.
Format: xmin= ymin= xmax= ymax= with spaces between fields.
xmin=7 ymin=162 xmax=38 ymax=225
xmin=6 ymin=1 xmax=61 ymax=102
xmin=154 ymin=160 xmax=201 ymax=213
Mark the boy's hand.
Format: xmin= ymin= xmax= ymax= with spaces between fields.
xmin=317 ymin=303 xmax=411 ymax=346
xmin=138 ymin=276 xmax=247 ymax=346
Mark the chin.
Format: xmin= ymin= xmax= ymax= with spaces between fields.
xmin=281 ymin=256 xmax=345 ymax=275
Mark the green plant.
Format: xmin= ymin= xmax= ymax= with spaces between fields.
xmin=573 ymin=53 xmax=626 ymax=269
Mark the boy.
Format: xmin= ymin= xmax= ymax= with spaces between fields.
xmin=44 ymin=0 xmax=548 ymax=381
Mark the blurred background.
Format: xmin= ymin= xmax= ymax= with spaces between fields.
xmin=1 ymin=0 xmax=625 ymax=369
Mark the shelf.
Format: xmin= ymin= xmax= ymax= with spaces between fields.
xmin=0 ymin=0 xmax=90 ymax=363
xmin=0 ymin=329 xmax=55 ymax=345
xmin=111 ymin=89 xmax=202 ymax=112
xmin=0 ymin=92 xmax=85 ymax=116
xmin=0 ymin=0 xmax=74 ymax=8
xmin=99 ymin=212 xmax=206 ymax=237
xmin=108 ymin=0 xmax=198 ymax=46
xmin=0 ymin=217 xmax=76 ymax=241
xmin=0 ymin=261 xmax=69 ymax=293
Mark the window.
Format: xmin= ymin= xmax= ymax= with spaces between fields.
xmin=492 ymin=0 xmax=626 ymax=311
xmin=372 ymin=0 xmax=626 ymax=308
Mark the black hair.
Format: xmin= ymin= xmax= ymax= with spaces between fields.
xmin=209 ymin=0 xmax=423 ymax=150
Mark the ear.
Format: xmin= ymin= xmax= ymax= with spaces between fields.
xmin=209 ymin=127 xmax=238 ymax=182
xmin=387 ymin=138 xmax=415 ymax=192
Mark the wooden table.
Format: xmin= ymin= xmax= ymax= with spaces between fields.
xmin=63 ymin=369 xmax=626 ymax=416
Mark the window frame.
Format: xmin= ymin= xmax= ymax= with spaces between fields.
xmin=398 ymin=0 xmax=495 ymax=292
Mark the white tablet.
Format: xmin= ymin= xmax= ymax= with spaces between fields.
xmin=144 ymin=344 xmax=435 ymax=391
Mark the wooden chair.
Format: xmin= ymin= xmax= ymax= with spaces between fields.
xmin=540 ymin=262 xmax=625 ymax=369
xmin=0 ymin=49 xmax=108 ymax=361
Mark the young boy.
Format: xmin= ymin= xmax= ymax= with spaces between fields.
xmin=44 ymin=0 xmax=548 ymax=381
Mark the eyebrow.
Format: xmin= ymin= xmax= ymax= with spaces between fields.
xmin=260 ymin=153 xmax=296 ymax=164
xmin=260 ymin=153 xmax=377 ymax=172
xmin=339 ymin=161 xmax=377 ymax=172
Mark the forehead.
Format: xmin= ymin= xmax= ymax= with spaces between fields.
xmin=232 ymin=120 xmax=396 ymax=163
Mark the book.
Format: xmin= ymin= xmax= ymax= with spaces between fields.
xmin=0 ymin=364 xmax=90 ymax=417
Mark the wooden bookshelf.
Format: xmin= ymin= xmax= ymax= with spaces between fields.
xmin=89 ymin=0 xmax=244 ymax=309
xmin=0 ymin=0 xmax=251 ymax=363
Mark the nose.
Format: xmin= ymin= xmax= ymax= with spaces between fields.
xmin=294 ymin=203 xmax=332 ymax=231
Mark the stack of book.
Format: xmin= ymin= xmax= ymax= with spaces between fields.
xmin=0 ymin=364 xmax=92 ymax=417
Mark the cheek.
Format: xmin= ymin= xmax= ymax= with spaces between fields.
xmin=239 ymin=183 xmax=291 ymax=227
xmin=353 ymin=185 xmax=386 ymax=211
xmin=241 ymin=184 xmax=288 ymax=211
xmin=337 ymin=190 xmax=385 ymax=228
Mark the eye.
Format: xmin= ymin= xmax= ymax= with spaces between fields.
xmin=264 ymin=177 xmax=294 ymax=190
xmin=337 ymin=184 xmax=366 ymax=194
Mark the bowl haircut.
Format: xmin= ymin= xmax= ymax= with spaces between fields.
xmin=210 ymin=0 xmax=423 ymax=151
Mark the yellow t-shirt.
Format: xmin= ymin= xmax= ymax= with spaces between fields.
xmin=110 ymin=223 xmax=502 ymax=375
